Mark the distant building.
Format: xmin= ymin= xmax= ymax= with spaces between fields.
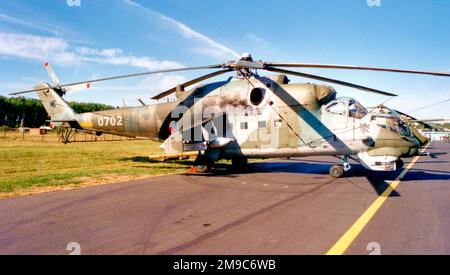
xmin=422 ymin=131 xmax=450 ymax=141
xmin=28 ymin=126 xmax=52 ymax=135
xmin=29 ymin=128 xmax=41 ymax=135
xmin=18 ymin=127 xmax=30 ymax=133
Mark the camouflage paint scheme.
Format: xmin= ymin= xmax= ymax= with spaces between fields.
xmin=35 ymin=74 xmax=420 ymax=171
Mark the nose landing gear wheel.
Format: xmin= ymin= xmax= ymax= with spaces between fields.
xmin=191 ymin=155 xmax=212 ymax=173
xmin=330 ymin=164 xmax=345 ymax=178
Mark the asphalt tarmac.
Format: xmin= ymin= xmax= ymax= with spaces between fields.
xmin=0 ymin=142 xmax=449 ymax=255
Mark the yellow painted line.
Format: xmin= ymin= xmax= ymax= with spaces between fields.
xmin=326 ymin=143 xmax=431 ymax=255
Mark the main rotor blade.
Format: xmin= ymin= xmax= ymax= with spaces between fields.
xmin=151 ymin=69 xmax=232 ymax=100
xmin=264 ymin=67 xmax=397 ymax=97
xmin=264 ymin=63 xmax=450 ymax=77
xmin=9 ymin=64 xmax=223 ymax=96
xmin=408 ymin=98 xmax=450 ymax=113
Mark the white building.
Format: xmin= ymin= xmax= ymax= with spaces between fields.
xmin=422 ymin=131 xmax=450 ymax=141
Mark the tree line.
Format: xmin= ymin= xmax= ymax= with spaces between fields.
xmin=0 ymin=96 xmax=113 ymax=128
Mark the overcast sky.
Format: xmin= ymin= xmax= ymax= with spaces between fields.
xmin=0 ymin=0 xmax=449 ymax=118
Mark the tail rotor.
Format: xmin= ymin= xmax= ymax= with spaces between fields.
xmin=44 ymin=62 xmax=90 ymax=96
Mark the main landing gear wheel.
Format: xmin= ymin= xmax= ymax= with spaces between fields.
xmin=231 ymin=157 xmax=248 ymax=172
xmin=191 ymin=155 xmax=212 ymax=173
xmin=329 ymin=164 xmax=345 ymax=178
xmin=396 ymin=159 xmax=404 ymax=170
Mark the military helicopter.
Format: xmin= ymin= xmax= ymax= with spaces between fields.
xmin=9 ymin=53 xmax=450 ymax=177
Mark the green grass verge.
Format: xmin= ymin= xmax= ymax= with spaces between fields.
xmin=0 ymin=132 xmax=193 ymax=193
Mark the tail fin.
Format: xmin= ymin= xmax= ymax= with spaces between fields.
xmin=35 ymin=83 xmax=77 ymax=121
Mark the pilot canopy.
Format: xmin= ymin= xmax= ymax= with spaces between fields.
xmin=322 ymin=97 xmax=368 ymax=119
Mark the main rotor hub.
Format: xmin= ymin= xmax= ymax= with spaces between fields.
xmin=240 ymin=52 xmax=253 ymax=61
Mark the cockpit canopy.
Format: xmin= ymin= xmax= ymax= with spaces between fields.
xmin=367 ymin=107 xmax=412 ymax=137
xmin=322 ymin=97 xmax=368 ymax=119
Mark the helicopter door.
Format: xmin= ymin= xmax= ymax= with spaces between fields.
xmin=348 ymin=100 xmax=368 ymax=141
xmin=285 ymin=106 xmax=301 ymax=148
xmin=272 ymin=108 xmax=289 ymax=148
xmin=256 ymin=118 xmax=271 ymax=148
xmin=273 ymin=106 xmax=300 ymax=148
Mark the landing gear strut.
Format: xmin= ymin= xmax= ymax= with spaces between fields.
xmin=329 ymin=155 xmax=352 ymax=178
xmin=58 ymin=128 xmax=77 ymax=144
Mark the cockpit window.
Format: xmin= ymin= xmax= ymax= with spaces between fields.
xmin=324 ymin=98 xmax=368 ymax=119
xmin=325 ymin=102 xmax=346 ymax=116
xmin=349 ymin=100 xmax=367 ymax=119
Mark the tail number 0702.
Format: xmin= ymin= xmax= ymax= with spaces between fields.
xmin=97 ymin=116 xmax=123 ymax=127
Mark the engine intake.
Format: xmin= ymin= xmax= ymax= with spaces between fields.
xmin=248 ymin=87 xmax=267 ymax=107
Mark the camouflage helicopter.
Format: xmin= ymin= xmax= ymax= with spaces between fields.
xmin=10 ymin=53 xmax=450 ymax=177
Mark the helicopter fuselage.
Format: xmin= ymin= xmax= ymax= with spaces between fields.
xmin=50 ymin=76 xmax=419 ymax=170
xmin=35 ymin=75 xmax=420 ymax=175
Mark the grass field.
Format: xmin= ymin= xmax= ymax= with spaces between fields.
xmin=0 ymin=131 xmax=195 ymax=197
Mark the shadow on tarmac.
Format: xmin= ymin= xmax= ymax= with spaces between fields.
xmin=186 ymin=159 xmax=450 ymax=196
xmin=123 ymin=154 xmax=449 ymax=196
